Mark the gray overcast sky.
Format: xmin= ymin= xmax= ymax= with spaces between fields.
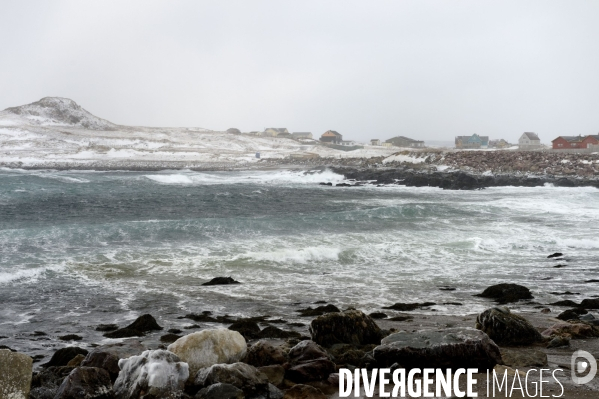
xmin=1 ymin=1 xmax=598 ymax=143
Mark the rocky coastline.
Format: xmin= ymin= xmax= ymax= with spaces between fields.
xmin=2 ymin=272 xmax=599 ymax=398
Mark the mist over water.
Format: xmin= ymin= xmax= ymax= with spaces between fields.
xmin=1 ymin=168 xmax=598 ymax=356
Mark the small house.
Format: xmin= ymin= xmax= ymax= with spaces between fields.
xmin=370 ymin=139 xmax=381 ymax=146
xmin=264 ymin=128 xmax=289 ymax=137
xmin=320 ymin=130 xmax=343 ymax=144
xmin=385 ymin=136 xmax=425 ymax=148
xmin=455 ymin=134 xmax=489 ymax=149
xmin=518 ymin=132 xmax=541 ymax=149
xmin=292 ymin=132 xmax=313 ymax=139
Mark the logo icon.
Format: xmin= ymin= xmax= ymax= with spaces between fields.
xmin=571 ymin=350 xmax=597 ymax=385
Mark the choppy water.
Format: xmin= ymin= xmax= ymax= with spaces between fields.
xmin=1 ymin=168 xmax=598 ymax=358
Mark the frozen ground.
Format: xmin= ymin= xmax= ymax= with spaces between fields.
xmin=0 ymin=97 xmax=397 ymax=169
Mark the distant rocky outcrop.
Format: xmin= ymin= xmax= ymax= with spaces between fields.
xmin=3 ymin=97 xmax=117 ymax=130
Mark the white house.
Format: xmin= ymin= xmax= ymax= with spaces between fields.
xmin=518 ymin=132 xmax=541 ymax=149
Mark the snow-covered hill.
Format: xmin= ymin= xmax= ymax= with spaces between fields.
xmin=0 ymin=97 xmax=396 ymax=169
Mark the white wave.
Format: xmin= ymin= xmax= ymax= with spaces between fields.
xmin=242 ymin=246 xmax=341 ymax=264
xmin=145 ymin=174 xmax=194 ymax=184
xmin=556 ymin=238 xmax=599 ymax=249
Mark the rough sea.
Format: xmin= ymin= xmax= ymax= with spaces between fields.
xmin=1 ymin=168 xmax=598 ymax=359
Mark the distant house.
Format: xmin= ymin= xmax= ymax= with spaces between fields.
xmin=320 ymin=130 xmax=343 ymax=144
xmin=382 ymin=142 xmax=393 ymax=147
xmin=552 ymin=135 xmax=599 ymax=149
xmin=340 ymin=140 xmax=357 ymax=146
xmin=455 ymin=134 xmax=489 ymax=149
xmin=370 ymin=139 xmax=381 ymax=146
xmin=385 ymin=136 xmax=425 ymax=148
xmin=276 ymin=131 xmax=292 ymax=138
xmin=264 ymin=128 xmax=289 ymax=137
xmin=292 ymin=132 xmax=313 ymax=139
xmin=518 ymin=132 xmax=541 ymax=149
xmin=489 ymin=139 xmax=510 ymax=148
xmin=226 ymin=128 xmax=241 ymax=135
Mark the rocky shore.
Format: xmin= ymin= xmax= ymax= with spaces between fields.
xmin=2 ymin=277 xmax=599 ymax=398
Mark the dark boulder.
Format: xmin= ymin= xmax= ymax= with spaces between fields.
xmin=557 ymin=309 xmax=587 ymax=321
xmin=288 ymin=340 xmax=331 ymax=365
xmin=202 ymin=277 xmax=241 ymax=286
xmin=194 ymin=383 xmax=244 ymax=399
xmin=285 ymin=340 xmax=335 ymax=383
xmin=475 ymin=283 xmax=533 ymax=304
xmin=547 ymin=252 xmax=563 ymax=258
xmin=194 ymin=362 xmax=269 ymax=397
xmin=309 ymin=310 xmax=383 ymax=347
xmin=244 ymin=340 xmax=288 ymax=367
xmin=580 ymin=299 xmax=599 ymax=309
xmin=80 ymin=351 xmax=120 ymax=382
xmin=368 ymin=312 xmax=388 ymax=319
xmin=228 ymin=320 xmax=261 ymax=339
xmin=103 ymin=314 xmax=162 ymax=339
xmin=382 ymin=302 xmax=435 ymax=311
xmin=475 ymin=307 xmax=543 ymax=346
xmin=59 ymin=334 xmax=83 ymax=342
xmin=160 ymin=333 xmax=182 ymax=343
xmin=54 ymin=367 xmax=114 ymax=399
xmin=373 ymin=327 xmax=502 ymax=370
xmin=550 ymin=300 xmax=580 ymax=307
xmin=257 ymin=326 xmax=301 ymax=339
xmin=44 ymin=347 xmax=89 ymax=368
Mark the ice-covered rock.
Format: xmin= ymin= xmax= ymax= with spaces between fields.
xmin=113 ymin=350 xmax=189 ymax=399
xmin=0 ymin=349 xmax=33 ymax=399
xmin=167 ymin=329 xmax=247 ymax=379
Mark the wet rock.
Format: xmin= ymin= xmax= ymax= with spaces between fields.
xmin=96 ymin=324 xmax=119 ymax=332
xmin=475 ymin=283 xmax=533 ymax=304
xmin=202 ymin=277 xmax=241 ymax=286
xmin=258 ymin=326 xmax=301 ymax=339
xmin=368 ymin=312 xmax=388 ymax=319
xmin=285 ymin=341 xmax=336 ymax=383
xmin=580 ymin=298 xmax=599 ymax=309
xmin=104 ymin=314 xmax=162 ymax=339
xmin=54 ymin=366 xmax=114 ymax=399
xmin=81 ymin=351 xmax=121 ymax=382
xmin=44 ymin=347 xmax=89 ymax=368
xmin=557 ymin=309 xmax=586 ymax=321
xmin=0 ymin=349 xmax=33 ymax=399
xmin=388 ymin=315 xmax=413 ymax=321
xmin=500 ymin=348 xmax=547 ymax=367
xmin=229 ymin=320 xmax=261 ymax=339
xmin=59 ymin=334 xmax=83 ymax=341
xmin=580 ymin=313 xmax=596 ymax=321
xmin=282 ymin=384 xmax=327 ymax=399
xmin=541 ymin=321 xmax=599 ymax=339
xmin=382 ymin=302 xmax=435 ymax=311
xmin=160 ymin=334 xmax=182 ymax=344
xmin=245 ymin=340 xmax=289 ymax=367
xmin=167 ymin=329 xmax=247 ymax=379
xmin=547 ymin=336 xmax=570 ymax=348
xmin=550 ymin=291 xmax=579 ymax=296
xmin=194 ymin=383 xmax=243 ymax=399
xmin=113 ymin=350 xmax=189 ymax=399
xmin=66 ymin=354 xmax=86 ymax=367
xmin=328 ymin=344 xmax=373 ymax=368
xmin=540 ymin=308 xmax=551 ymax=314
xmin=296 ymin=304 xmax=340 ymax=317
xmin=373 ymin=327 xmax=502 ymax=370
xmin=30 ymin=366 xmax=75 ymax=399
xmin=309 ymin=310 xmax=383 ymax=347
xmin=194 ymin=362 xmax=268 ymax=397
xmin=547 ymin=252 xmax=563 ymax=258
xmin=475 ymin=307 xmax=542 ymax=346
xmin=257 ymin=365 xmax=285 ymax=386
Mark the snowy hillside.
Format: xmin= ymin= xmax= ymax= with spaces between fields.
xmin=0 ymin=97 xmax=396 ymax=169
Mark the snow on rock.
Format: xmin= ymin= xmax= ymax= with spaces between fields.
xmin=113 ymin=350 xmax=189 ymax=399
xmin=167 ymin=329 xmax=247 ymax=380
xmin=382 ymin=152 xmax=427 ymax=164
xmin=2 ymin=97 xmax=117 ymax=130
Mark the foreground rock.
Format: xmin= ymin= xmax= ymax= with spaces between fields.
xmin=167 ymin=329 xmax=247 ymax=379
xmin=113 ymin=350 xmax=189 ymax=399
xmin=475 ymin=283 xmax=533 ymax=304
xmin=309 ymin=310 xmax=383 ymax=347
xmin=194 ymin=382 xmax=244 ymax=399
xmin=541 ymin=321 xmax=599 ymax=339
xmin=44 ymin=347 xmax=89 ymax=368
xmin=0 ymin=349 xmax=33 ymax=399
xmin=282 ymin=384 xmax=327 ymax=399
xmin=373 ymin=327 xmax=502 ymax=369
xmin=500 ymin=348 xmax=548 ymax=367
xmin=244 ymin=340 xmax=289 ymax=367
xmin=286 ymin=341 xmax=336 ymax=383
xmin=194 ymin=362 xmax=268 ymax=397
xmin=54 ymin=367 xmax=114 ymax=399
xmin=81 ymin=350 xmax=121 ymax=382
xmin=475 ymin=307 xmax=543 ymax=346
xmin=104 ymin=314 xmax=163 ymax=339
xmin=30 ymin=366 xmax=75 ymax=399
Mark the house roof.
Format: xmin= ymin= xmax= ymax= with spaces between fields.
xmin=552 ymin=135 xmax=583 ymax=142
xmin=522 ymin=132 xmax=540 ymax=140
xmin=322 ymin=130 xmax=341 ymax=137
xmin=265 ymin=128 xmax=288 ymax=133
xmin=386 ymin=136 xmax=423 ymax=143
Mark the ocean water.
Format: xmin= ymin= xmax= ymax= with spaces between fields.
xmin=0 ymin=168 xmax=598 ymax=357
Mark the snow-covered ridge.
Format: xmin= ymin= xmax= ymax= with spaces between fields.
xmin=1 ymin=97 xmax=117 ymax=130
xmin=0 ymin=97 xmax=396 ymax=168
